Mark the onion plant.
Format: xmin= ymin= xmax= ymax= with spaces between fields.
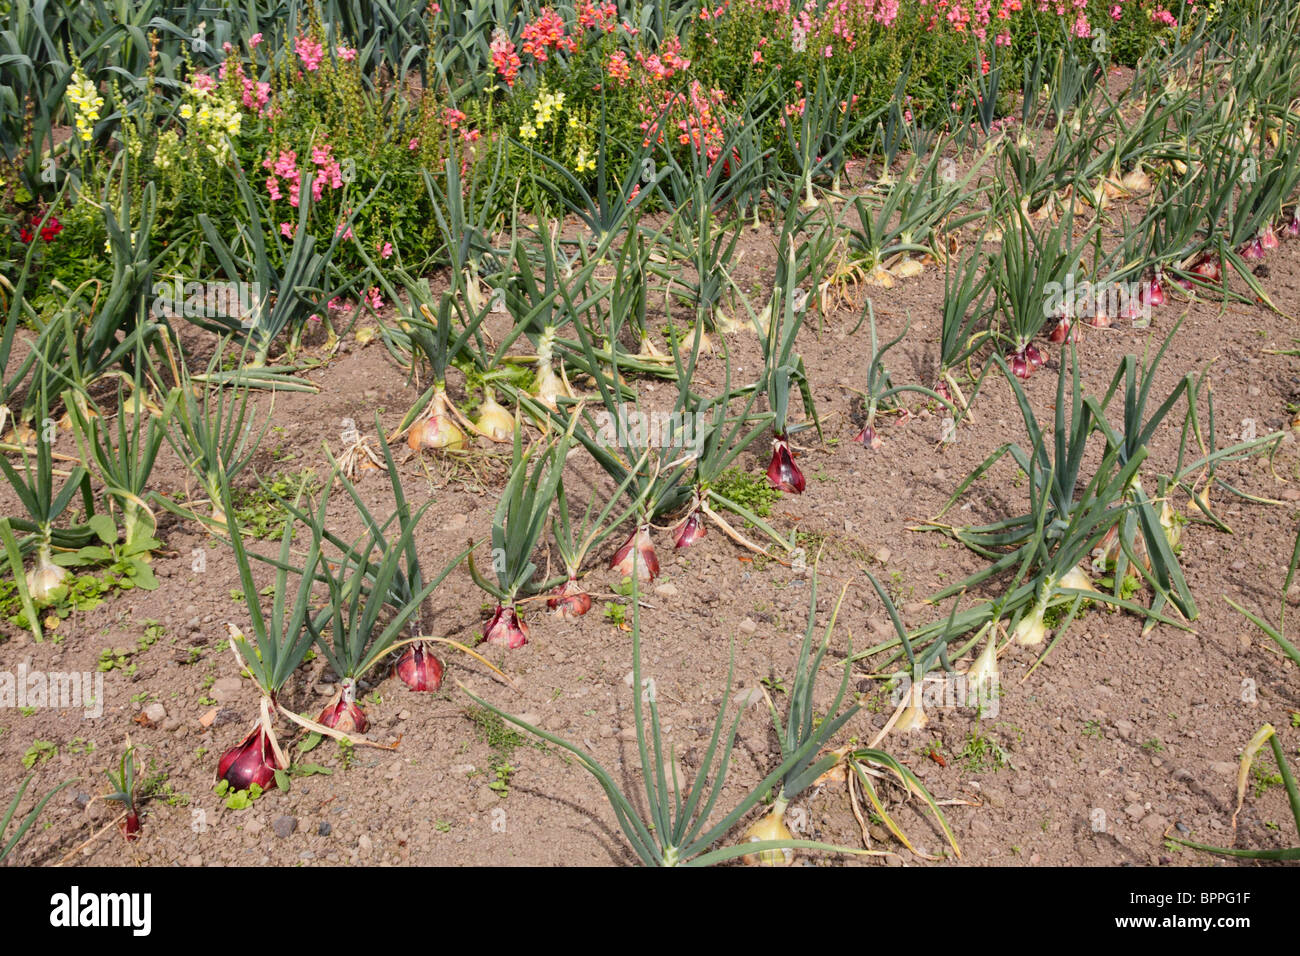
xmin=1 ymin=774 xmax=73 ymax=863
xmin=281 ymin=429 xmax=475 ymax=692
xmin=1170 ymin=723 xmax=1300 ymax=861
xmin=968 ymin=40 xmax=1002 ymax=138
xmin=779 ymin=60 xmax=874 ymax=209
xmin=934 ymin=243 xmax=994 ymax=414
xmin=1226 ymin=524 xmax=1300 ymax=672
xmin=370 ymin=279 xmax=487 ymax=450
xmin=547 ymin=465 xmax=644 ymax=619
xmin=1173 ymin=368 xmax=1286 ymax=533
xmin=101 ymin=743 xmax=143 ymax=841
xmin=490 ymin=216 xmax=650 ymax=418
xmin=416 ymin=139 xmax=508 ymax=320
xmin=742 ymin=572 xmax=859 ymax=864
xmin=214 ymin=472 xmax=332 ymax=794
xmin=841 ymin=302 xmax=952 ymax=451
xmin=848 ymin=572 xmax=965 ymax=857
xmin=1216 ymin=130 xmax=1300 ymax=307
xmin=0 ymin=379 xmax=95 ymax=610
xmin=1086 ymin=322 xmax=1196 ymax=622
xmin=870 ymin=68 xmax=911 ymax=184
xmin=650 ymin=108 xmax=757 ymax=337
xmin=754 ymin=227 xmax=819 ymax=495
xmin=675 ymin=352 xmax=792 ymax=557
xmin=308 ymin=508 xmax=448 ymax=732
xmin=994 ymin=199 xmax=1095 ymax=379
xmin=919 ymin=350 xmax=1188 ymax=660
xmin=842 ymin=144 xmax=987 ymax=288
xmin=160 ymin=341 xmax=273 ymax=528
xmin=518 ymin=385 xmax=682 ymax=583
xmin=467 ymin=417 xmax=569 ymax=648
xmin=63 ymin=354 xmax=181 ymax=557
xmin=463 ymin=572 xmax=858 ymax=866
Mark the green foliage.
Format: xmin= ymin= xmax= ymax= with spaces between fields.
xmin=711 ymin=468 xmax=781 ymax=519
xmin=232 ymin=468 xmax=322 ymax=540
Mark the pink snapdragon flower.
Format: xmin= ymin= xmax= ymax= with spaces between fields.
xmin=295 ymin=35 xmax=324 ymax=71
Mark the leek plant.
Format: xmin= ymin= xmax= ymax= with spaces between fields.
xmin=464 ymin=572 xmax=859 ymax=866
xmin=198 ymin=163 xmax=376 ymax=367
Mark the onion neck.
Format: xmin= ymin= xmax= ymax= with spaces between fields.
xmin=771 ymin=794 xmax=790 ymax=820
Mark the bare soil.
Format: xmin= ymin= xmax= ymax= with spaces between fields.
xmin=4 ymin=139 xmax=1300 ymax=868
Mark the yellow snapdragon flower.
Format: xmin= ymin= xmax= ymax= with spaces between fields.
xmin=67 ymin=72 xmax=104 ymax=143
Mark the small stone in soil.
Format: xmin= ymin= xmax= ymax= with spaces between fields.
xmin=273 ymin=816 xmax=298 ymax=839
xmin=318 ymin=822 xmax=332 ymax=837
